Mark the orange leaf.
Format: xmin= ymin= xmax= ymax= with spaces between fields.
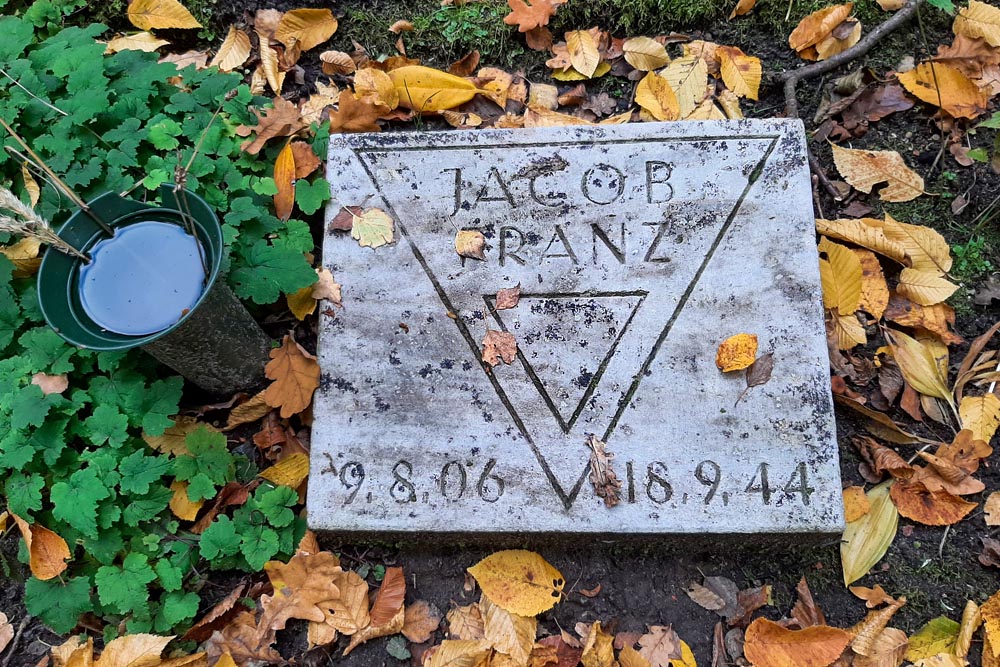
xmin=743 ymin=618 xmax=852 ymax=667
xmin=329 ymin=92 xmax=383 ymax=133
xmin=730 ymin=0 xmax=757 ymax=19
xmin=290 ymin=141 xmax=321 ymax=180
xmin=273 ymin=142 xmax=296 ymax=221
xmin=788 ymin=3 xmax=854 ymax=53
xmin=236 ymin=97 xmax=305 ymax=155
xmin=275 ymin=8 xmax=338 ymax=51
xmin=843 ymin=485 xmax=871 ymax=522
xmin=261 ymin=551 xmax=344 ymax=631
xmin=370 ymin=566 xmax=406 ymax=626
xmin=10 ymin=513 xmax=70 ymax=581
xmin=897 ymin=61 xmax=988 ymax=119
xmin=716 ymin=333 xmax=758 ymax=372
xmin=889 ymin=480 xmax=977 ymax=525
xmin=402 ymin=601 xmax=443 ymax=643
xmin=264 ymin=335 xmax=320 ymax=418
xmin=503 ymin=0 xmax=566 ymax=32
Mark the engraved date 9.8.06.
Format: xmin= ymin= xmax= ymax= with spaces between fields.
xmin=320 ymin=454 xmax=816 ymax=510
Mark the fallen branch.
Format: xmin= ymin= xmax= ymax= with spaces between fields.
xmin=777 ymin=0 xmax=926 ymax=201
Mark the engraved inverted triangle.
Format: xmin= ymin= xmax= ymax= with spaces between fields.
xmin=485 ymin=292 xmax=646 ymax=434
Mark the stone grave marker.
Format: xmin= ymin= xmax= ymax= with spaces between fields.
xmin=310 ymin=120 xmax=843 ymax=538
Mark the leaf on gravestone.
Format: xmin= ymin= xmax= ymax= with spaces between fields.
xmin=104 ymin=31 xmax=171 ymax=54
xmin=959 ymin=394 xmax=1000 ymax=444
xmin=889 ymin=480 xmax=977 ymax=525
xmin=448 ymin=604 xmax=486 ymax=640
xmin=260 ymin=551 xmax=343 ymax=631
xmin=895 ymin=268 xmax=958 ymax=306
xmin=791 ymin=577 xmax=826 ymax=628
xmin=831 ymin=144 xmax=925 ymax=202
xmin=717 ymin=46 xmax=761 ymax=100
xmin=10 ymin=513 xmax=69 ymax=581
xmin=482 ymin=596 xmax=537 ymax=666
xmin=169 ymin=480 xmax=204 ymax=521
xmin=715 ymin=333 xmax=758 ymax=372
xmin=986 ymin=491 xmax=1000 ymax=526
xmin=496 ymin=285 xmax=521 ymax=310
xmin=313 ymin=268 xmax=342 ymax=306
xmin=849 ymin=584 xmax=896 ymax=608
xmin=660 ymin=55 xmax=708 ymax=118
xmin=403 ymin=601 xmax=443 ymax=643
xmin=275 ymin=9 xmax=338 ymax=51
xmin=906 ymin=616 xmax=961 ymax=662
xmin=237 ymin=97 xmax=305 ymax=155
xmin=884 ymin=329 xmax=952 ymax=404
xmin=566 ymin=30 xmax=600 ymax=78
xmin=841 ymin=481 xmax=898 ymax=585
xmin=468 ymin=551 xmax=565 ymax=616
xmin=456 ymin=230 xmax=487 ymax=260
xmin=389 ymin=66 xmax=479 ymax=112
xmin=30 ymin=372 xmax=68 ymax=396
xmin=225 ymin=391 xmax=270 ymax=430
xmin=93 ymin=633 xmax=176 ymax=667
xmin=210 ymin=26 xmax=251 ymax=72
xmin=853 ymin=249 xmax=889 ymax=320
xmin=329 ymin=92 xmax=383 ymax=133
xmin=622 ymin=37 xmax=669 ymax=71
xmin=260 ymin=452 xmax=310 ymax=489
xmin=144 ymin=416 xmax=218 ymax=455
xmin=503 ymin=0 xmax=566 ymax=32
xmin=843 ymin=486 xmax=871 ymax=522
xmin=585 ymin=434 xmax=622 ymax=508
xmin=818 ymin=236 xmax=863 ymax=313
xmin=815 ymin=218 xmax=908 ymax=265
xmin=637 ymin=626 xmax=681 ymax=667
xmin=744 ymin=618 xmax=851 ymax=667
xmin=264 ymin=335 xmax=321 ymax=419
xmin=686 ymin=582 xmax=726 ymax=611
xmin=355 ymin=68 xmax=400 ymax=110
xmin=897 ymin=61 xmax=988 ymax=120
xmin=273 ymin=142 xmax=296 ymax=222
xmin=954 ymin=0 xmax=1000 ymax=47
xmin=351 ymin=207 xmax=395 ymax=248
xmin=635 ymin=72 xmax=680 ymax=121
xmin=482 ymin=329 xmax=517 ymax=367
xmin=127 ymin=0 xmax=202 ymax=30
xmin=788 ymin=3 xmax=854 ymax=56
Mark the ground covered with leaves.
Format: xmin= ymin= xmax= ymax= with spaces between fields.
xmin=2 ymin=0 xmax=1000 ymax=665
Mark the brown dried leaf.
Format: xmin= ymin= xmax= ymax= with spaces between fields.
xmin=503 ymin=0 xmax=567 ymax=32
xmin=789 ymin=3 xmax=854 ymax=54
xmin=843 ymin=485 xmax=871 ymax=522
xmin=320 ymin=50 xmax=356 ymax=75
xmin=403 ymin=601 xmax=442 ymax=643
xmin=456 ymin=229 xmax=487 ymax=260
xmin=328 ymin=92 xmax=383 ymax=133
xmin=831 ymin=144 xmax=925 ymax=202
xmin=370 ymin=566 xmax=406 ymax=626
xmin=883 ymin=295 xmax=962 ymax=346
xmin=11 ymin=513 xmax=69 ymax=581
xmin=496 ymin=285 xmax=521 ymax=310
xmin=449 ymin=51 xmax=482 ymax=77
xmin=850 ymin=585 xmax=897 ymax=608
xmin=30 ymin=372 xmax=68 ymax=396
xmin=482 ymin=329 xmax=517 ymax=366
xmin=686 ymin=582 xmax=726 ymax=611
xmin=889 ymin=480 xmax=977 ymax=525
xmin=237 ymin=97 xmax=304 ymax=155
xmin=264 ymin=335 xmax=320 ymax=418
xmin=585 ymin=434 xmax=621 ymax=508
xmin=582 ymin=621 xmax=615 ymax=667
xmin=637 ymin=626 xmax=681 ymax=667
xmin=260 ymin=551 xmax=343 ymax=631
xmin=448 ymin=604 xmax=485 ymax=640
xmin=225 ymin=391 xmax=270 ymax=430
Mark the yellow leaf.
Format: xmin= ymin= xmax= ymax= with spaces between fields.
xmin=355 ymin=68 xmax=400 ymax=110
xmin=273 ymin=142 xmax=296 ymax=221
xmin=622 ymin=36 xmax=669 ymax=71
xmin=717 ymin=46 xmax=761 ymax=100
xmin=582 ymin=622 xmax=615 ymax=667
xmin=94 ymin=633 xmax=174 ymax=667
xmin=21 ymin=162 xmax=39 ymax=207
xmin=885 ymin=329 xmax=953 ymax=404
xmin=550 ymin=61 xmax=611 ymax=81
xmin=275 ymin=8 xmax=338 ymax=51
xmin=389 ymin=65 xmax=478 ymax=111
xmin=105 ymin=31 xmax=171 ymax=54
xmin=620 ymin=645 xmax=651 ymax=667
xmin=482 ymin=597 xmax=536 ymax=667
xmin=287 ymin=284 xmax=318 ymax=320
xmin=566 ymin=30 xmax=600 ymax=78
xmin=854 ymin=249 xmax=889 ymax=320
xmin=260 ymin=452 xmax=310 ymax=488
xmin=906 ymin=616 xmax=960 ymax=661
xmin=669 ymin=641 xmax=696 ymax=667
xmin=959 ymin=394 xmax=1000 ymax=444
xmin=456 ymin=229 xmax=486 ymax=260
xmin=169 ymin=480 xmax=203 ymax=521
xmin=744 ymin=618 xmax=852 ymax=667
xmin=467 ymin=550 xmax=564 ymax=616
xmin=426 ymin=640 xmax=494 ymax=667
xmin=144 ymin=416 xmax=218 ymax=456
xmin=841 ymin=481 xmax=898 ymax=585
xmin=832 ymin=310 xmax=867 ymax=349
xmin=881 ymin=214 xmax=952 ymax=274
xmin=984 ymin=592 xmax=1000 ymax=660
xmin=127 ymin=0 xmax=201 ymax=30
xmin=897 ymin=61 xmax=988 ymax=119
xmin=816 ymin=218 xmax=908 ymax=264
xmin=635 ymin=72 xmax=680 ymax=121
xmin=831 ymin=144 xmax=925 ymax=202
xmin=10 ymin=513 xmax=70 ymax=581
xmin=660 ymin=55 xmax=707 ymax=117
xmin=814 ymin=19 xmax=862 ymax=61
xmin=818 ymin=236 xmax=863 ymax=313
xmin=954 ymin=0 xmax=1000 ymax=47
xmin=716 ymin=88 xmax=744 ymax=119
xmin=225 ymin=391 xmax=270 ymax=429
xmin=257 ymin=33 xmax=285 ymax=94
xmin=210 ymin=26 xmax=251 ymax=72
xmin=788 ymin=3 xmax=854 ymax=53
xmin=1 ymin=237 xmax=42 ymax=277
xmin=730 ymin=0 xmax=757 ymax=19
xmin=351 ymin=207 xmax=395 ymax=248
xmin=843 ymin=486 xmax=871 ymax=522
xmin=895 ymin=268 xmax=958 ymax=305
xmin=715 ymin=333 xmax=758 ymax=372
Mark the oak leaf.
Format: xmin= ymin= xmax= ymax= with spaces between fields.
xmin=716 ymin=333 xmax=758 ymax=372
xmin=319 ymin=570 xmax=370 ymax=635
xmin=842 ymin=481 xmax=898 ymax=585
xmin=210 ymin=26 xmax=251 ymax=72
xmin=237 ymin=97 xmax=305 ymax=155
xmin=351 ymin=207 xmax=395 ymax=248
xmin=717 ymin=46 xmax=761 ymax=100
xmin=637 ymin=626 xmax=681 ymax=667
xmin=831 ymin=144 xmax=925 ymax=202
xmin=205 ymin=610 xmax=281 ymax=664
xmin=403 ymin=601 xmax=443 ymax=643
xmin=260 ymin=551 xmax=343 ymax=631
xmin=128 ymin=0 xmax=201 ymax=30
xmin=389 ymin=65 xmax=479 ymax=111
xmin=273 ymin=142 xmax=296 ymax=222
xmin=482 ymin=329 xmax=517 ymax=367
xmin=566 ymin=30 xmax=600 ymax=78
xmin=889 ymin=480 xmax=977 ymax=525
xmin=622 ymin=37 xmax=669 ymax=71
xmin=895 ymin=268 xmax=958 ymax=306
xmin=744 ymin=618 xmax=852 ymax=667
xmin=105 ymin=32 xmax=170 ymax=54
xmin=275 ymin=9 xmax=338 ymax=51
xmin=954 ymin=0 xmax=1000 ymax=47
xmin=10 ymin=513 xmax=69 ymax=581
xmin=468 ymin=550 xmax=564 ymax=616
xmin=897 ymin=62 xmax=988 ymax=119
xmin=504 ymin=0 xmax=566 ymax=32
xmin=302 ymin=81 xmax=341 ymax=125
xmin=635 ymin=72 xmax=680 ymax=121
xmin=329 ymin=92 xmax=383 ymax=133
xmin=264 ymin=335 xmax=320 ymax=419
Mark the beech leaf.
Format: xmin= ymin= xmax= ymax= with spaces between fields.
xmin=127 ymin=0 xmax=201 ymax=30
xmin=389 ymin=66 xmax=479 ymax=111
xmin=622 ymin=37 xmax=669 ymax=71
xmin=275 ymin=8 xmax=338 ymax=51
xmin=744 ymin=618 xmax=852 ymax=667
xmin=210 ymin=26 xmax=251 ymax=72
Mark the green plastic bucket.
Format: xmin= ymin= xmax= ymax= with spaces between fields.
xmin=37 ymin=185 xmax=271 ymax=394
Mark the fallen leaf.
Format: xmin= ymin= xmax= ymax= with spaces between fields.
xmin=843 ymin=486 xmax=871 ymax=522
xmin=853 ymin=627 xmax=907 ymax=666
xmin=986 ymin=491 xmax=1000 ymax=525
xmin=351 ymin=207 xmax=394 ymax=248
xmin=264 ymin=335 xmax=321 ymax=419
xmin=105 ymin=31 xmax=171 ymax=54
xmin=981 ymin=537 xmax=1000 ymax=567
xmin=585 ymin=434 xmax=622 ymax=508
xmin=448 ymin=604 xmax=486 ymax=640
xmin=883 ymin=295 xmax=962 ymax=346
xmin=622 ymin=37 xmax=669 ymax=71
xmin=730 ymin=0 xmax=757 ymax=18
xmin=389 ymin=65 xmax=478 ymax=111
xmin=1 ymin=237 xmax=41 ymax=277
xmin=717 ymin=46 xmax=761 ymax=100
xmin=355 ymin=68 xmax=400 ymax=110
xmin=169 ymin=480 xmax=204 ymax=521
xmin=225 ymin=391 xmax=270 ymax=429
xmin=504 ymin=0 xmax=566 ymax=32
xmin=449 ymin=51 xmax=481 ymax=76
xmin=819 ymin=236 xmax=863 ymax=313
xmin=260 ymin=551 xmax=343 ymax=631
xmin=127 ymin=0 xmax=202 ymax=30
xmin=237 ymin=97 xmax=305 ymax=155
xmin=496 ymin=285 xmax=521 ymax=310
xmin=344 ymin=585 xmax=405 ymax=655
xmin=403 ymin=601 xmax=442 ymax=643
xmin=895 ymin=268 xmax=958 ymax=306
xmin=301 ymin=81 xmax=341 ymax=125
xmin=898 ymin=61 xmax=987 ymax=119
xmin=468 ymin=550 xmax=564 ymax=616
xmin=369 ymin=566 xmax=406 ymax=626
xmin=210 ymin=26 xmax=251 ymax=72
xmin=906 ymin=616 xmax=960 ymax=661
xmin=789 ymin=3 xmax=854 ymax=56
xmin=635 ymin=72 xmax=680 ymax=121
xmin=159 ymin=49 xmax=209 ymax=70
xmin=425 ymin=640 xmax=493 ymax=667
xmin=581 ymin=621 xmax=615 ymax=667
xmin=954 ymin=0 xmax=1000 ymax=47
xmin=792 ymin=577 xmax=826 ymax=629
xmin=889 ymin=480 xmax=977 ymax=525
xmin=660 ymin=55 xmax=708 ymax=118
xmin=328 ymin=92 xmax=383 ymax=133
xmin=145 ymin=416 xmax=219 ymax=455
xmin=716 ymin=333 xmax=758 ymax=372
xmin=273 ymin=142 xmax=296 ymax=222
xmin=11 ymin=513 xmax=69 ymax=581
xmin=881 ymin=213 xmax=951 ymax=274
xmin=815 ymin=218 xmax=908 ymax=264
xmin=831 ymin=144 xmax=925 ymax=202
xmin=851 ymin=595 xmax=906 ymax=656
xmin=737 ymin=352 xmax=775 ymax=404
xmin=884 ymin=329 xmax=952 ymax=405
xmin=744 ymin=618 xmax=851 ymax=667
xmin=853 ymin=249 xmax=889 ymax=319
xmin=566 ymin=30 xmax=600 ymax=78
xmin=30 ymin=372 xmax=68 ymax=396
xmin=288 ymin=142 xmax=321 ymax=180
xmin=315 ymin=570 xmax=369 ymax=638
xmin=275 ymin=8 xmax=337 ymax=51
xmin=849 ymin=584 xmax=896 ymax=608
xmin=482 ymin=329 xmax=517 ymax=367
xmin=320 ymin=50 xmax=356 ymax=75
xmin=687 ymin=582 xmax=726 ymax=611
xmin=959 ymin=394 xmax=1000 ymax=444
xmin=259 ymin=452 xmax=310 ymax=488
xmin=204 ymin=610 xmax=281 ymax=664
xmin=619 ymin=645 xmax=651 ymax=667
xmin=456 ymin=229 xmax=487 ymax=260
xmin=524 ymin=105 xmax=593 ymax=127
xmin=842 ymin=481 xmax=898 ymax=585
xmin=482 ymin=596 xmax=537 ymax=666
xmin=94 ymin=634 xmax=176 ymax=666
xmin=815 ymin=18 xmax=862 ymax=61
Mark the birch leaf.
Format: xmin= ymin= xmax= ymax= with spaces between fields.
xmin=841 ymin=481 xmax=898 ymax=585
xmin=831 ymin=144 xmax=925 ymax=202
xmin=895 ymin=268 xmax=958 ymax=306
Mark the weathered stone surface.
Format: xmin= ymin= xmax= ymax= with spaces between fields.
xmin=311 ymin=120 xmax=843 ymax=538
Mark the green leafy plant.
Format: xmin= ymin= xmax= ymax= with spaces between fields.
xmin=951 ymin=237 xmax=994 ymax=283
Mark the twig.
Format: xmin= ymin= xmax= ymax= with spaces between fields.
xmin=1 ymin=617 xmax=30 ymax=667
xmin=777 ymin=0 xmax=926 ymax=201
